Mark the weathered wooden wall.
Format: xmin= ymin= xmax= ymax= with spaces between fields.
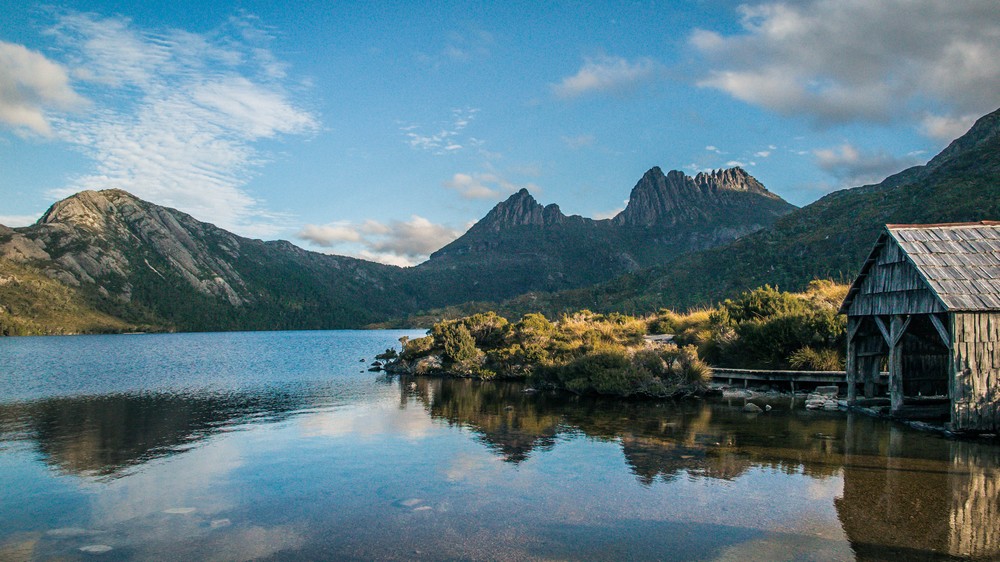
xmin=846 ymin=236 xmax=947 ymax=316
xmin=951 ymin=312 xmax=1000 ymax=431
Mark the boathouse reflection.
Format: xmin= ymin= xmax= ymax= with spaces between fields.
xmin=836 ymin=418 xmax=1000 ymax=559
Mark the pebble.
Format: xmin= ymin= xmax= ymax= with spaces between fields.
xmin=163 ymin=507 xmax=196 ymax=514
xmin=79 ymin=545 xmax=113 ymax=554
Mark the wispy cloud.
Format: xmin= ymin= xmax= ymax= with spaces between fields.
xmin=561 ymin=133 xmax=595 ymax=149
xmin=692 ymin=1 xmax=1000 ymax=138
xmin=297 ymin=215 xmax=463 ymax=266
xmin=401 ymin=107 xmax=478 ymax=154
xmin=814 ymin=143 xmax=923 ymax=187
xmin=415 ymin=28 xmax=494 ymax=67
xmin=552 ymin=55 xmax=658 ymax=99
xmin=0 ymin=41 xmax=88 ymax=136
xmin=40 ymin=12 xmax=318 ymax=236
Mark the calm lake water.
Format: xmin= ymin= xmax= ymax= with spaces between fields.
xmin=1 ymin=330 xmax=998 ymax=561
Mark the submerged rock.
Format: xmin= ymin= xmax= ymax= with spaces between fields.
xmin=743 ymin=402 xmax=763 ymax=413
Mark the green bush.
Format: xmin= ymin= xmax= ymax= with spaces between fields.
xmin=401 ymin=335 xmax=435 ymax=360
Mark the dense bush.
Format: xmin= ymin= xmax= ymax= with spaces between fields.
xmin=390 ymin=280 xmax=849 ymax=398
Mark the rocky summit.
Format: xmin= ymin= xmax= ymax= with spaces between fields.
xmin=613 ymin=167 xmax=787 ymax=227
xmin=419 ymin=166 xmax=795 ymax=303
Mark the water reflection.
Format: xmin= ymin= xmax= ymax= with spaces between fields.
xmin=2 ymin=373 xmax=1000 ymax=559
xmin=0 ymin=390 xmax=306 ymax=478
xmin=405 ymin=376 xmax=1000 ymax=560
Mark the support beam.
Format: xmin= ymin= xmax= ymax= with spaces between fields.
xmin=929 ymin=313 xmax=951 ymax=348
xmin=847 ymin=315 xmax=862 ymax=344
xmin=891 ymin=315 xmax=912 ymax=348
xmin=874 ymin=316 xmax=892 ymax=347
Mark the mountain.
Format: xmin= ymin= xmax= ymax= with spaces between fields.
xmin=412 ymin=166 xmax=795 ymax=304
xmin=5 ymin=104 xmax=998 ymax=334
xmin=0 ymin=189 xmax=410 ymax=333
xmin=492 ymin=107 xmax=1000 ymax=316
xmin=0 ymin=166 xmax=792 ymax=333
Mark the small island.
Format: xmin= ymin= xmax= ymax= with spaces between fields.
xmin=378 ymin=280 xmax=848 ymax=399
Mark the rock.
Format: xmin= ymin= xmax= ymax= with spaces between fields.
xmin=743 ymin=402 xmax=763 ymax=413
xmin=814 ymin=386 xmax=839 ymax=397
xmin=764 ymin=404 xmax=772 ymax=411
xmin=823 ymin=401 xmax=839 ymax=410
xmin=806 ymin=402 xmax=822 ymax=410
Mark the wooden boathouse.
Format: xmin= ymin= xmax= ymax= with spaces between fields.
xmin=840 ymin=222 xmax=1000 ymax=432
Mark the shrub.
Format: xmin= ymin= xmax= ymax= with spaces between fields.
xmin=435 ymin=322 xmax=480 ymax=363
xmin=788 ymin=346 xmax=844 ymax=371
xmin=401 ymin=335 xmax=435 ymax=360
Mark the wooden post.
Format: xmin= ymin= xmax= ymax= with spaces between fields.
xmin=889 ymin=314 xmax=911 ymax=414
xmin=847 ymin=316 xmax=859 ymax=403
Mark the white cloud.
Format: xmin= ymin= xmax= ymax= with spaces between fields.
xmin=754 ymin=150 xmax=771 ymax=158
xmin=592 ymin=206 xmax=625 ymax=220
xmin=297 ymin=215 xmax=464 ymax=266
xmin=814 ymin=143 xmax=923 ymax=187
xmin=552 ymin=55 xmax=658 ymax=99
xmin=42 ymin=12 xmax=317 ymax=236
xmin=443 ymin=171 xmax=538 ymax=200
xmin=0 ymin=213 xmax=41 ymax=227
xmin=0 ymin=41 xmax=88 ymax=136
xmin=401 ymin=108 xmax=478 ymax=154
xmin=920 ymin=113 xmax=978 ymax=142
xmin=297 ymin=223 xmax=362 ymax=245
xmin=692 ymin=1 xmax=1000 ymax=134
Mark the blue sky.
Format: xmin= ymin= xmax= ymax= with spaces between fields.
xmin=2 ymin=1 xmax=998 ymax=265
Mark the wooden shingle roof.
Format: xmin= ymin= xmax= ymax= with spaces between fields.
xmin=841 ymin=221 xmax=1000 ymax=313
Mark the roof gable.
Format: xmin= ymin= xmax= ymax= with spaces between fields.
xmin=841 ymin=222 xmax=1000 ymax=314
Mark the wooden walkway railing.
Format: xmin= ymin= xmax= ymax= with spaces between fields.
xmin=711 ymin=367 xmax=888 ymax=391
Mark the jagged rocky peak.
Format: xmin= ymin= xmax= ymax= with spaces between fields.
xmin=477 ymin=188 xmax=566 ymax=231
xmin=692 ymin=167 xmax=772 ymax=196
xmin=613 ymin=166 xmax=786 ymax=227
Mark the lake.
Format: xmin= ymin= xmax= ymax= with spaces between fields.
xmin=1 ymin=330 xmax=998 ymax=561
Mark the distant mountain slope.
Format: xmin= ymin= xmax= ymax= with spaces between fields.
xmin=412 ymin=167 xmax=795 ymax=304
xmin=496 ymin=107 xmax=1000 ymax=316
xmin=0 ymin=189 xmax=409 ymax=332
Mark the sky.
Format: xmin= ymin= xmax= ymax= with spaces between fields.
xmin=2 ymin=1 xmax=999 ymax=266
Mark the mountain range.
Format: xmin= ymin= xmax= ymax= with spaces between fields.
xmin=2 ymin=107 xmax=999 ymax=334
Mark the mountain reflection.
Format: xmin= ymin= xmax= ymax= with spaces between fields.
xmin=0 ymin=390 xmax=305 ymax=478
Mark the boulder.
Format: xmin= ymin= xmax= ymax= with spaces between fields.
xmin=743 ymin=402 xmax=763 ymax=413
xmin=814 ymin=386 xmax=839 ymax=397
